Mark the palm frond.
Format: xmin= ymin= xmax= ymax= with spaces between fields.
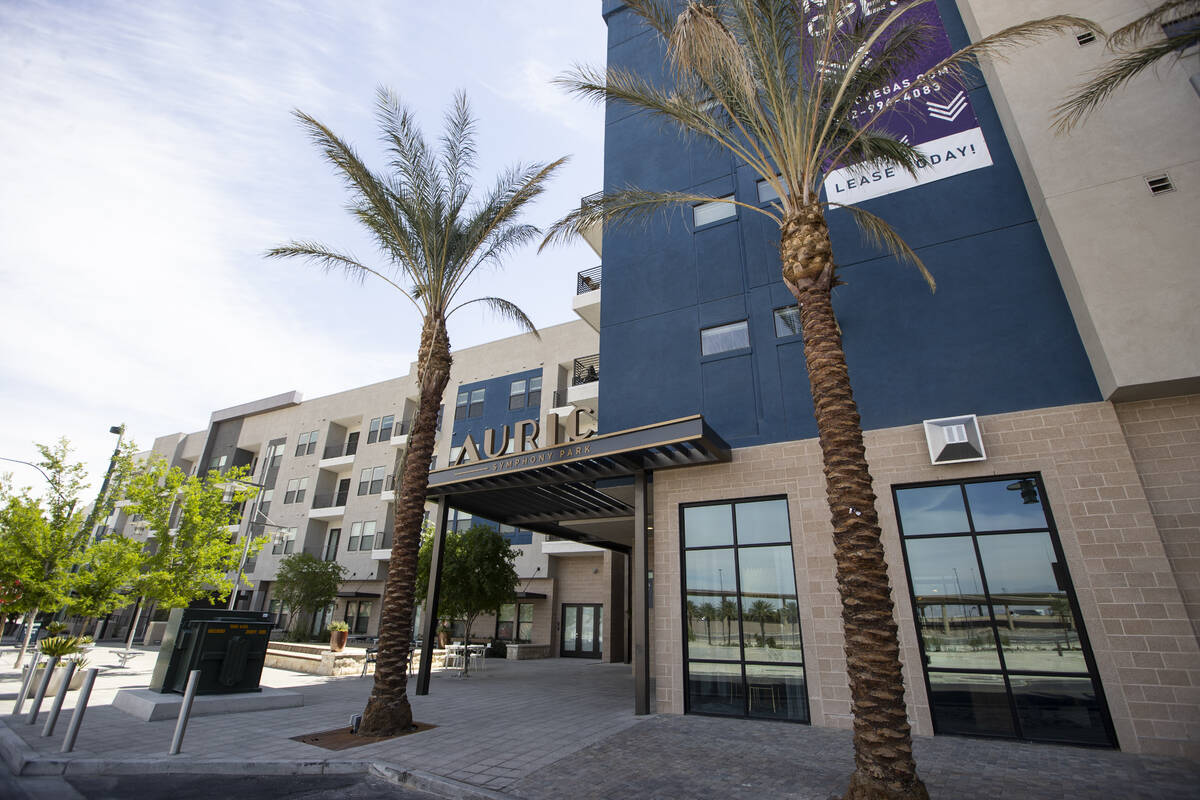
xmin=1054 ymin=32 xmax=1198 ymax=132
xmin=540 ymin=187 xmax=780 ymax=251
xmin=448 ymin=297 xmax=540 ymax=338
xmin=824 ymin=202 xmax=935 ymax=291
xmin=440 ymin=90 xmax=477 ymax=210
xmin=670 ymin=2 xmax=756 ymax=97
xmin=1108 ymin=0 xmax=1199 ymax=48
xmin=265 ymin=241 xmax=421 ymax=307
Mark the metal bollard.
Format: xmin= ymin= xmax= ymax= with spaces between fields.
xmin=41 ymin=659 xmax=78 ymax=737
xmin=26 ymin=655 xmax=60 ymax=724
xmin=168 ymin=670 xmax=201 ymax=755
xmin=13 ymin=651 xmax=43 ymax=717
xmin=60 ymin=668 xmax=98 ymax=753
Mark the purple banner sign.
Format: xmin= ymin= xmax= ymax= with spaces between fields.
xmin=808 ymin=1 xmax=993 ymax=204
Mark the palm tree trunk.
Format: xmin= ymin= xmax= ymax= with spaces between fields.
xmin=782 ymin=208 xmax=928 ymax=800
xmin=359 ymin=316 xmax=452 ymax=737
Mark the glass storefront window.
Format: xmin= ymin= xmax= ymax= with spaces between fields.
xmin=682 ymin=497 xmax=808 ymax=723
xmin=894 ymin=476 xmax=1113 ymax=747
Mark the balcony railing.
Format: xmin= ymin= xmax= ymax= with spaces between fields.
xmin=552 ymin=388 xmax=569 ymax=407
xmin=311 ymin=492 xmax=349 ymax=510
xmin=572 ymin=354 xmax=600 ymax=386
xmin=322 ymin=441 xmax=358 ymax=459
xmin=385 ymin=474 xmax=396 ymax=492
xmin=581 ymin=190 xmax=603 ymax=211
xmin=576 ymin=266 xmax=601 ymax=294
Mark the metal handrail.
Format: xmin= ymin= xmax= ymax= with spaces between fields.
xmin=322 ymin=441 xmax=357 ymax=459
xmin=311 ymin=492 xmax=348 ymax=509
xmin=576 ymin=266 xmax=602 ymax=294
xmin=572 ymin=354 xmax=600 ymax=386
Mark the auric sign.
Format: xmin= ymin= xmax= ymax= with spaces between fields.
xmin=450 ymin=407 xmax=596 ymax=469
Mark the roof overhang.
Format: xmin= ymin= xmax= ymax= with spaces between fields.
xmin=426 ymin=415 xmax=729 ymax=552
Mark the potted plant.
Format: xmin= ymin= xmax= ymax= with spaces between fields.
xmin=25 ymin=636 xmax=87 ymax=697
xmin=437 ymin=621 xmax=451 ymax=648
xmin=328 ymin=620 xmax=349 ymax=652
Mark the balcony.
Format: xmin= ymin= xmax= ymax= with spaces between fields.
xmin=381 ymin=474 xmax=397 ymax=503
xmin=319 ymin=441 xmax=357 ymax=469
xmin=388 ymin=418 xmax=413 ymax=448
xmin=309 ymin=492 xmax=348 ymax=520
xmin=567 ymin=354 xmax=599 ymax=405
xmin=572 ymin=266 xmax=601 ymax=332
xmin=371 ymin=529 xmax=393 ymax=560
xmin=580 ymin=191 xmax=602 ymax=257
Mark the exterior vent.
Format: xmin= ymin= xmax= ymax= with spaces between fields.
xmin=1075 ymin=31 xmax=1097 ymax=46
xmin=1146 ymin=174 xmax=1175 ymax=195
xmin=923 ymin=414 xmax=986 ymax=465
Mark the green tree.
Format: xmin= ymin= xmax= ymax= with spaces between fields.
xmin=1055 ymin=1 xmax=1200 ymax=131
xmin=0 ymin=440 xmax=91 ymax=667
xmin=542 ymin=4 xmax=1095 ymax=797
xmin=66 ymin=535 xmax=145 ymax=634
xmin=268 ymin=90 xmax=563 ymax=735
xmin=121 ymin=459 xmax=258 ymax=647
xmin=415 ymin=523 xmax=519 ymax=677
xmin=272 ymin=552 xmax=346 ymax=637
xmin=697 ymin=601 xmax=718 ymax=645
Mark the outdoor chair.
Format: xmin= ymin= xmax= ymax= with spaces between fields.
xmin=361 ymin=646 xmax=377 ymax=677
xmin=468 ymin=644 xmax=486 ymax=673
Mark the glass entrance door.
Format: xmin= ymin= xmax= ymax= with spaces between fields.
xmin=561 ymin=604 xmax=602 ymax=658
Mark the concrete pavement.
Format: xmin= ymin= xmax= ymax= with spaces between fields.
xmin=2 ymin=643 xmax=1198 ymax=799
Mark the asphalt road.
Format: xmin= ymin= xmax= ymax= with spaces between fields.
xmin=2 ymin=771 xmax=438 ymax=800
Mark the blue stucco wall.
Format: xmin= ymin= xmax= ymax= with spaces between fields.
xmin=597 ymin=1 xmax=1100 ymax=447
xmin=451 ymin=368 xmax=544 ymax=450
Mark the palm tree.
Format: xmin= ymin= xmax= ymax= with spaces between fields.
xmin=698 ymin=601 xmax=719 ymax=644
xmin=268 ymin=89 xmax=564 ymax=737
xmin=745 ymin=599 xmax=777 ymax=644
xmin=1055 ymin=1 xmax=1200 ymax=131
xmin=542 ymin=3 xmax=1094 ymax=798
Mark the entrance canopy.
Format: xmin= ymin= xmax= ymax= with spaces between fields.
xmin=425 ymin=415 xmax=731 ymax=551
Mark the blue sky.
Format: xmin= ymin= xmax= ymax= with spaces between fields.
xmin=0 ymin=1 xmax=607 ymax=491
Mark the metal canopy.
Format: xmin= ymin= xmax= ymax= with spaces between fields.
xmin=425 ymin=416 xmax=730 ymax=552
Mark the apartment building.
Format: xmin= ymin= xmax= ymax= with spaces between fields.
xmin=105 ymin=0 xmax=1197 ymax=760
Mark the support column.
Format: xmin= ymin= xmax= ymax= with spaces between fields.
xmin=633 ymin=470 xmax=650 ymax=715
xmin=415 ymin=498 xmax=450 ymax=696
xmin=625 ymin=552 xmax=632 ymax=666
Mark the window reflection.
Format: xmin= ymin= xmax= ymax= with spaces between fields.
xmin=927 ymin=672 xmax=1015 ymax=737
xmin=895 ymin=485 xmax=969 ymax=535
xmin=683 ymin=504 xmax=734 ymax=547
xmin=746 ymin=664 xmax=808 ymax=722
xmin=734 ymin=499 xmax=790 ymax=545
xmin=905 ymin=537 xmax=1000 ymax=670
xmin=688 ymin=662 xmax=743 ymax=716
xmin=965 ymin=480 xmax=1047 ymax=531
xmin=979 ymin=532 xmax=1085 ymax=673
xmin=738 ymin=546 xmax=802 ymax=661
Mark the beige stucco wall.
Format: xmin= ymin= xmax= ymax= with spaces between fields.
xmin=653 ymin=400 xmax=1200 ymax=757
xmin=955 ymin=0 xmax=1200 ymax=400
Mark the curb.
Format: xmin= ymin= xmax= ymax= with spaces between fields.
xmin=371 ymin=761 xmax=512 ymax=800
xmin=0 ymin=717 xmax=513 ymax=797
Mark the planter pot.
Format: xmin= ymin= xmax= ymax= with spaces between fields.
xmin=22 ymin=664 xmax=85 ymax=698
xmin=329 ymin=630 xmax=349 ymax=652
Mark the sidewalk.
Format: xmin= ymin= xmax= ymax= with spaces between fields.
xmin=2 ymin=643 xmax=1198 ymax=799
xmin=0 ymin=643 xmax=642 ymax=794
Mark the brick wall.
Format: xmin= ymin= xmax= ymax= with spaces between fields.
xmin=1115 ymin=395 xmax=1200 ymax=639
xmin=652 ymin=400 xmax=1200 ymax=757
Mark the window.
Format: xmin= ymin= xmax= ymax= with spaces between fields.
xmin=272 ymin=527 xmax=296 ymax=555
xmin=681 ymin=497 xmax=808 ymax=722
xmin=265 ymin=443 xmax=283 ymax=470
xmin=499 ymin=525 xmax=533 ymax=546
xmin=497 ymin=603 xmax=534 ymax=643
xmin=295 ymin=431 xmax=318 ymax=456
xmin=258 ymin=489 xmax=273 ymax=517
xmin=693 ymin=195 xmax=736 ymax=227
xmin=344 ymin=599 xmax=373 ymax=635
xmin=893 ymin=476 xmax=1113 ymax=746
xmin=757 ymin=178 xmax=788 ymax=204
xmin=701 ymin=320 xmax=750 ymax=356
xmin=357 ymin=466 xmax=386 ymax=496
xmin=509 ymin=379 xmax=527 ymax=410
xmin=509 ymin=377 xmax=542 ymax=411
xmin=455 ymin=390 xmax=469 ymax=421
xmin=348 ymin=520 xmax=377 ymax=552
xmin=208 ymin=454 xmax=227 ymax=472
xmin=323 ymin=528 xmax=341 ymax=561
xmin=367 ymin=415 xmax=395 ymax=444
xmin=436 ymin=405 xmax=444 ymax=433
xmin=283 ymin=477 xmax=308 ymax=504
xmin=469 ymin=388 xmax=485 ymax=418
xmin=773 ymin=306 xmax=802 ymax=338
